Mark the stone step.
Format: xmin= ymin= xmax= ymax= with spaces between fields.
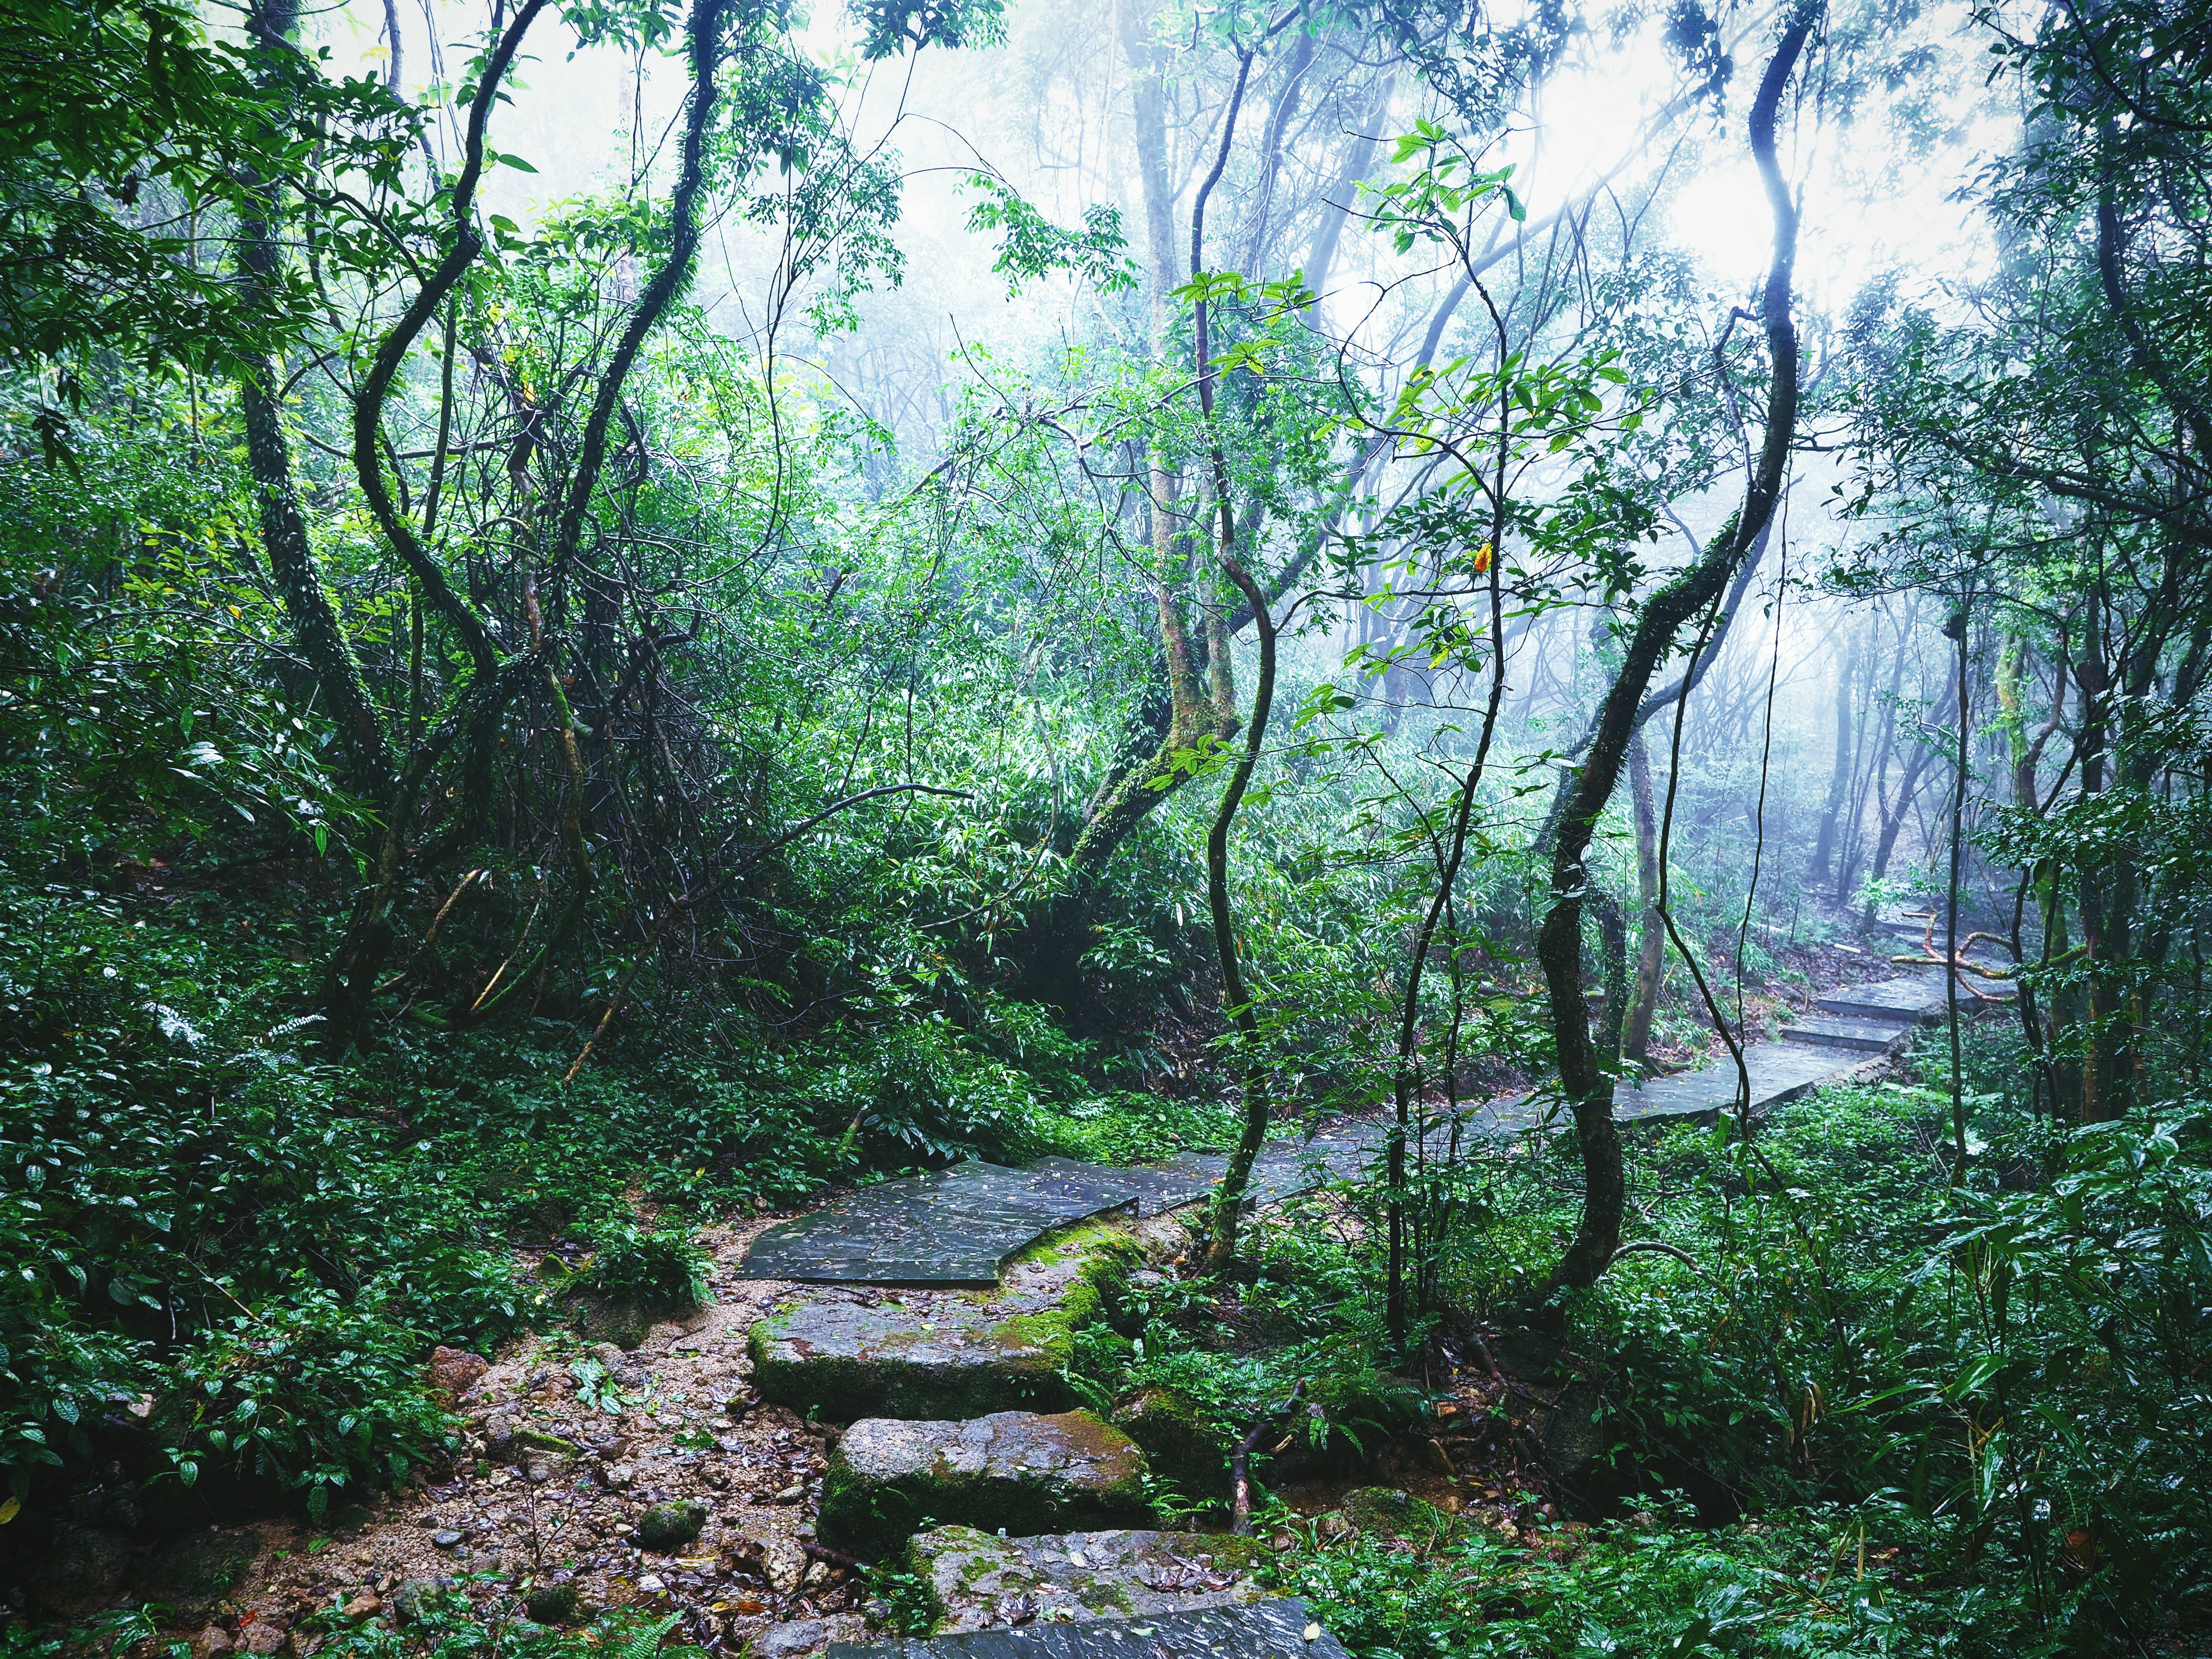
xmin=1814 ymin=976 xmax=1951 ymax=1024
xmin=749 ymin=1226 xmax=1137 ymax=1420
xmin=1029 ymin=1156 xmax=1218 ymax=1219
xmin=740 ymin=1162 xmax=1144 ymax=1287
xmin=820 ymin=1411 xmax=1151 ymax=1558
xmin=829 ymin=1597 xmax=1348 ymax=1659
xmin=1776 ymin=1016 xmax=1908 ymax=1054
xmin=1603 ymin=1039 xmax=1881 ymax=1130
xmin=904 ymin=1526 xmax=1269 ymax=1633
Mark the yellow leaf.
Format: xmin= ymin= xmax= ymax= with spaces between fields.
xmin=0 ymin=1497 xmax=19 ymax=1524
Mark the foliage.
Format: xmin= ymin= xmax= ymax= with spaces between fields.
xmin=295 ymin=1590 xmax=699 ymax=1659
xmin=572 ymin=1217 xmax=710 ymax=1314
xmin=156 ymin=1290 xmax=453 ymax=1516
xmin=1266 ymin=1498 xmax=2018 ymax=1659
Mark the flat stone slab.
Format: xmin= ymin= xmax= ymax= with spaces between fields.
xmin=1031 ymin=1156 xmax=1218 ymax=1218
xmin=740 ymin=1131 xmax=1390 ymax=1292
xmin=907 ymin=1527 xmax=1269 ymax=1633
xmin=741 ymin=1163 xmax=1144 ymax=1286
xmin=1608 ymin=1041 xmax=1879 ymax=1128
xmin=830 ymin=1597 xmax=1349 ymax=1659
xmin=750 ymin=1229 xmax=1136 ymax=1420
xmin=1814 ymin=975 xmax=1952 ymax=1024
xmin=1776 ymin=1016 xmax=1909 ymax=1054
xmin=821 ymin=1411 xmax=1150 ymax=1556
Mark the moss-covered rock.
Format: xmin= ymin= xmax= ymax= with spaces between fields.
xmin=749 ymin=1223 xmax=1140 ymax=1422
xmin=524 ymin=1582 xmax=585 ymax=1625
xmin=390 ymin=1578 xmax=453 ymax=1626
xmin=818 ymin=1410 xmax=1151 ymax=1558
xmin=907 ymin=1526 xmax=1270 ymax=1633
xmin=32 ymin=1524 xmax=131 ymax=1617
xmin=132 ymin=1531 xmax=257 ymax=1619
xmin=1109 ymin=1387 xmax=1220 ymax=1476
xmin=573 ymin=1294 xmax=655 ymax=1352
xmin=637 ymin=1498 xmax=707 ymax=1552
xmin=1337 ymin=1487 xmax=1451 ymax=1543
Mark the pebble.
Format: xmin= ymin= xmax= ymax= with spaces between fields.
xmin=637 ymin=1574 xmax=667 ymax=1595
xmin=432 ymin=1530 xmax=466 ymax=1550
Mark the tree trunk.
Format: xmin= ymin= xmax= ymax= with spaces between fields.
xmin=1535 ymin=15 xmax=1811 ymax=1299
xmin=1808 ymin=624 xmax=1856 ymax=887
xmin=1624 ymin=731 xmax=1664 ymax=1064
xmin=1203 ymin=569 xmax=1279 ymax=1268
xmin=238 ymin=0 xmax=393 ymax=804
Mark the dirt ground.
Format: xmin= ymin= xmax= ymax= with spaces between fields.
xmin=172 ymin=1214 xmax=870 ymax=1658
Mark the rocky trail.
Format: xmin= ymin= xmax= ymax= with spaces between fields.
xmin=93 ymin=945 xmax=1999 ymax=1659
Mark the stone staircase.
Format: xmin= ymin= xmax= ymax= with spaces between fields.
xmin=736 ymin=1162 xmax=1350 ymax=1659
xmin=733 ymin=951 xmax=2014 ymax=1657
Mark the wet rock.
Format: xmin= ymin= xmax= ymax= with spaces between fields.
xmin=589 ymin=1344 xmax=651 ymax=1390
xmin=1108 ymin=1388 xmax=1218 ymax=1477
xmin=326 ymin=1503 xmax=375 ymax=1538
xmin=432 ymin=1529 xmax=466 ymax=1551
xmin=751 ymin=1617 xmax=829 ymax=1659
xmin=525 ymin=1454 xmax=574 ymax=1485
xmin=429 ymin=1346 xmax=491 ymax=1398
xmin=29 ymin=1523 xmax=132 ymax=1616
xmin=134 ymin=1531 xmax=257 ymax=1619
xmin=749 ymin=1227 xmax=1137 ymax=1421
xmin=831 ymin=1597 xmax=1349 ymax=1659
xmin=907 ymin=1527 xmax=1268 ymax=1634
xmin=237 ymin=1615 xmax=287 ymax=1656
xmin=819 ymin=1410 xmax=1150 ymax=1557
xmin=763 ymin=1537 xmax=808 ymax=1592
xmin=191 ymin=1626 xmax=234 ymax=1659
xmin=637 ymin=1499 xmax=707 ymax=1552
xmin=390 ymin=1578 xmax=449 ymax=1625
xmin=574 ymin=1295 xmax=655 ymax=1352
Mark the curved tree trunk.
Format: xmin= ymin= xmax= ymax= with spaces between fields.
xmin=1535 ymin=14 xmax=1813 ymax=1299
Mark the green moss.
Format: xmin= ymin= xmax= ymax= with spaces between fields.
xmin=1003 ymin=1219 xmax=1140 ymax=1276
xmin=1339 ymin=1487 xmax=1453 ymax=1543
xmin=818 ymin=1412 xmax=1152 ymax=1557
xmin=749 ymin=1225 xmax=1141 ymax=1421
xmin=1110 ymin=1386 xmax=1220 ymax=1475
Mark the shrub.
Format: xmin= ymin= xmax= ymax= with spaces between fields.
xmin=156 ymin=1288 xmax=452 ymax=1515
xmin=575 ymin=1218 xmax=709 ymax=1314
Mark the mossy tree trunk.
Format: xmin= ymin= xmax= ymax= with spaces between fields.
xmin=1534 ymin=12 xmax=1814 ymax=1298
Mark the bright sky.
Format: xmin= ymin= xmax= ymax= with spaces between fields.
xmin=309 ymin=0 xmax=2007 ymax=409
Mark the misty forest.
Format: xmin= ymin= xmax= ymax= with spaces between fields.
xmin=5 ymin=0 xmax=2212 ymax=1652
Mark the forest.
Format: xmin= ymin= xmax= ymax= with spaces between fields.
xmin=3 ymin=0 xmax=2210 ymax=1651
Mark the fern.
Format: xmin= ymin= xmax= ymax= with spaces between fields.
xmin=613 ymin=1612 xmax=685 ymax=1659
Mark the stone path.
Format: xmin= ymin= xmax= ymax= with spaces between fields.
xmin=742 ymin=968 xmax=1993 ymax=1295
xmin=739 ymin=1137 xmax=1379 ymax=1286
xmin=901 ymin=1527 xmax=1269 ymax=1632
xmin=820 ymin=1411 xmax=1151 ymax=1557
xmin=830 ymin=1597 xmax=1352 ymax=1659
